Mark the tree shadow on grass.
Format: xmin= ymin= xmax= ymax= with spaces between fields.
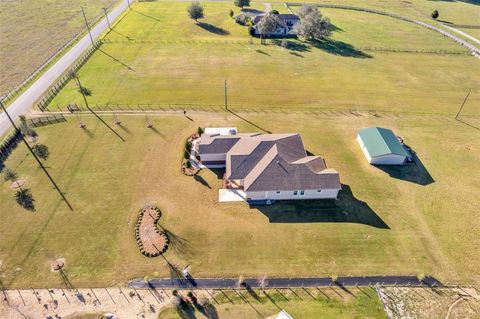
xmin=160 ymin=227 xmax=192 ymax=257
xmin=196 ymin=22 xmax=230 ymax=35
xmin=309 ymin=38 xmax=372 ymax=58
xmin=374 ymin=147 xmax=434 ymax=186
xmin=252 ymin=184 xmax=389 ymax=228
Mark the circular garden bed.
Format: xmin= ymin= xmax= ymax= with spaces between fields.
xmin=135 ymin=206 xmax=169 ymax=257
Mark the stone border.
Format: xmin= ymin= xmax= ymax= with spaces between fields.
xmin=134 ymin=206 xmax=170 ymax=258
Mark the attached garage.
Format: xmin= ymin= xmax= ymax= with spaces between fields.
xmin=357 ymin=127 xmax=408 ymax=165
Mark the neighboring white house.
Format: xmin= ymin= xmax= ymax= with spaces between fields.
xmin=198 ymin=131 xmax=341 ymax=202
xmin=357 ymin=127 xmax=409 ymax=165
xmin=252 ymin=13 xmax=300 ymax=36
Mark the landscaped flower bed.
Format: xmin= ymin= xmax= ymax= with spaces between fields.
xmin=134 ymin=206 xmax=169 ymax=257
xmin=181 ymin=131 xmax=201 ymax=176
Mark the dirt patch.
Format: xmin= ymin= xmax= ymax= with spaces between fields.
xmin=10 ymin=179 xmax=26 ymax=190
xmin=135 ymin=206 xmax=169 ymax=257
xmin=378 ymin=286 xmax=480 ymax=319
xmin=50 ymin=258 xmax=65 ymax=272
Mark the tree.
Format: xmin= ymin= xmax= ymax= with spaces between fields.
xmin=229 ymin=9 xmax=234 ymax=18
xmin=188 ymin=2 xmax=204 ymax=21
xmin=18 ymin=115 xmax=37 ymax=139
xmin=235 ymin=13 xmax=249 ymax=25
xmin=295 ymin=6 xmax=331 ymax=40
xmin=32 ymin=144 xmax=49 ymax=161
xmin=297 ymin=4 xmax=317 ymax=19
xmin=431 ymin=10 xmax=439 ymax=20
xmin=256 ymin=13 xmax=282 ymax=37
xmin=15 ymin=188 xmax=35 ymax=211
xmin=2 ymin=167 xmax=18 ymax=182
xmin=234 ymin=0 xmax=250 ymax=9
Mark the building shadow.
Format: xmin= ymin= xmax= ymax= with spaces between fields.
xmin=252 ymin=184 xmax=389 ymax=228
xmin=374 ymin=147 xmax=434 ymax=186
xmin=196 ymin=22 xmax=230 ymax=35
xmin=309 ymin=39 xmax=372 ymax=58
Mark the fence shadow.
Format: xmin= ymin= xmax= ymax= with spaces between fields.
xmin=252 ymin=184 xmax=389 ymax=228
xmin=374 ymin=147 xmax=434 ymax=186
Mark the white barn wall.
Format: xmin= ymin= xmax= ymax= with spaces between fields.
xmin=246 ymin=189 xmax=339 ymax=200
xmin=370 ymin=154 xmax=406 ymax=165
xmin=357 ymin=134 xmax=373 ymax=163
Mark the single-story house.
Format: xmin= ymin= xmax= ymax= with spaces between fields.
xmin=357 ymin=127 xmax=409 ymax=165
xmin=197 ymin=131 xmax=341 ymax=201
xmin=252 ymin=13 xmax=300 ymax=36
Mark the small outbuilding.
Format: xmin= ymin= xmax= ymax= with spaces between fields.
xmin=357 ymin=127 xmax=408 ymax=165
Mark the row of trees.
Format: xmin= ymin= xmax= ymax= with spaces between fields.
xmin=1 ymin=116 xmax=50 ymax=211
xmin=188 ymin=0 xmax=250 ymax=22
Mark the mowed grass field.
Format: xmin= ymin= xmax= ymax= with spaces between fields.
xmin=0 ymin=111 xmax=479 ymax=289
xmin=158 ymin=286 xmax=385 ymax=319
xmin=0 ymin=0 xmax=118 ymax=95
xmin=49 ymin=1 xmax=480 ymax=115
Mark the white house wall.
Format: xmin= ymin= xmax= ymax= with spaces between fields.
xmin=246 ymin=189 xmax=339 ymax=200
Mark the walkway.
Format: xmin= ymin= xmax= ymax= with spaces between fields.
xmin=129 ymin=275 xmax=442 ymax=289
xmin=0 ymin=0 xmax=131 ymax=138
xmin=441 ymin=24 xmax=480 ymax=45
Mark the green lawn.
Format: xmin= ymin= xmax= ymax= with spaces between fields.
xmin=158 ymin=286 xmax=385 ymax=318
xmin=0 ymin=0 xmax=118 ymax=95
xmin=0 ymin=111 xmax=479 ymax=289
xmin=48 ymin=1 xmax=480 ymax=115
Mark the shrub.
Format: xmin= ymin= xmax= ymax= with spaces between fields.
xmin=186 ymin=160 xmax=192 ymax=169
xmin=188 ymin=2 xmax=204 ymax=21
xmin=185 ymin=140 xmax=192 ymax=151
xmin=234 ymin=0 xmax=250 ymax=9
xmin=235 ymin=13 xmax=248 ymax=25
xmin=2 ymin=167 xmax=18 ymax=182
xmin=431 ymin=10 xmax=439 ymax=20
xmin=270 ymin=9 xmax=279 ymax=14
xmin=79 ymin=86 xmax=92 ymax=96
xmin=184 ymin=149 xmax=190 ymax=159
xmin=229 ymin=9 xmax=234 ymax=18
xmin=197 ymin=127 xmax=204 ymax=135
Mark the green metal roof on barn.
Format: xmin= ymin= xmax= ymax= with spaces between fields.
xmin=357 ymin=127 xmax=408 ymax=157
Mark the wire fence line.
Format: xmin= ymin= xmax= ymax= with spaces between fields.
xmin=286 ymin=2 xmax=480 ymax=58
xmin=36 ymin=41 xmax=103 ymax=112
xmin=0 ymin=1 xmax=118 ymax=105
xmin=39 ymin=102 xmax=480 ymax=120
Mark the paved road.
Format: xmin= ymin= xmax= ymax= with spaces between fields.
xmin=0 ymin=0 xmax=130 ymax=138
xmin=129 ymin=275 xmax=442 ymax=289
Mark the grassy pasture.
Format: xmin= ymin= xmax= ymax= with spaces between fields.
xmin=0 ymin=111 xmax=479 ymax=289
xmin=0 ymin=0 xmax=118 ymax=95
xmin=49 ymin=1 xmax=480 ymax=115
xmin=158 ymin=286 xmax=385 ymax=318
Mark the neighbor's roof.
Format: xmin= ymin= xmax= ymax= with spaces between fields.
xmin=358 ymin=127 xmax=408 ymax=157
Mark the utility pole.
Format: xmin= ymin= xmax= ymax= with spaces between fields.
xmin=455 ymin=90 xmax=471 ymax=119
xmin=81 ymin=6 xmax=95 ymax=47
xmin=0 ymin=101 xmax=73 ymax=211
xmin=224 ymin=80 xmax=228 ymax=110
xmin=103 ymin=7 xmax=112 ymax=30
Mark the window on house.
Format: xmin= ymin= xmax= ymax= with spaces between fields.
xmin=300 ymin=190 xmax=305 ymax=195
xmin=293 ymin=190 xmax=298 ymax=195
xmin=276 ymin=191 xmax=281 ymax=194
xmin=317 ymin=189 xmax=322 ymax=192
